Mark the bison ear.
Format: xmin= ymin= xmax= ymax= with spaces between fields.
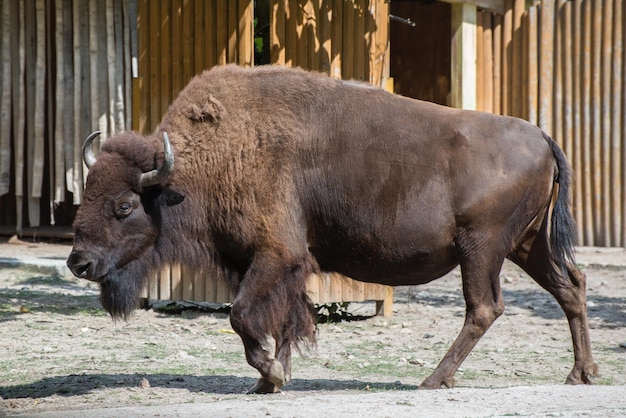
xmin=184 ymin=95 xmax=225 ymax=123
xmin=161 ymin=189 xmax=185 ymax=207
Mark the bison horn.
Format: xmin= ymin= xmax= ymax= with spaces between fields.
xmin=139 ymin=132 xmax=174 ymax=187
xmin=82 ymin=130 xmax=101 ymax=169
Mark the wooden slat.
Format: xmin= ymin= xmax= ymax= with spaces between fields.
xmin=354 ymin=0 xmax=365 ymax=80
xmin=571 ymin=0 xmax=583 ymax=242
xmin=501 ymin=0 xmax=512 ymax=115
xmin=342 ymin=0 xmax=355 ymax=79
xmin=492 ymin=13 xmax=502 ymax=114
xmin=228 ymin=0 xmax=238 ymax=63
xmin=590 ymin=0 xmax=602 ymax=245
xmin=194 ymin=0 xmax=205 ymax=74
xmin=216 ymin=0 xmax=228 ymax=65
xmin=270 ymin=0 xmax=286 ymax=64
xmin=600 ymin=0 xmax=614 ymax=245
xmin=238 ymin=0 xmax=253 ymax=66
xmin=511 ymin=0 xmax=524 ymax=118
xmin=1 ymin=0 xmax=12 ymax=197
xmin=160 ymin=0 xmax=172 ymax=113
xmin=330 ymin=0 xmax=342 ymax=79
xmin=612 ymin=0 xmax=624 ymax=246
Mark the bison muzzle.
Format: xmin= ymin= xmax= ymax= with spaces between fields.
xmin=67 ymin=64 xmax=597 ymax=393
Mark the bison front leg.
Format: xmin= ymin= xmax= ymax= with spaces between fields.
xmin=229 ymin=252 xmax=316 ymax=394
xmin=230 ymin=306 xmax=286 ymax=394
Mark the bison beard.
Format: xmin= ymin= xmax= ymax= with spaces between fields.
xmin=99 ymin=262 xmax=148 ymax=321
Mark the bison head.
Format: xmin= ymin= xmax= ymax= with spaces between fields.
xmin=67 ymin=131 xmax=184 ymax=319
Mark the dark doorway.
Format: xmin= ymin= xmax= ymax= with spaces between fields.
xmin=390 ymin=0 xmax=451 ymax=105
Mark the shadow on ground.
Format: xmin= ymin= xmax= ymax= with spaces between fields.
xmin=0 ymin=373 xmax=418 ymax=399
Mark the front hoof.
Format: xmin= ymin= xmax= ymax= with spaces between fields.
xmin=565 ymin=362 xmax=599 ymax=385
xmin=247 ymin=378 xmax=282 ymax=394
xmin=419 ymin=376 xmax=454 ymax=390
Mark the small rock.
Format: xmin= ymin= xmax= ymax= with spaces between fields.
xmin=619 ymin=342 xmax=626 ymax=350
xmin=138 ymin=378 xmax=150 ymax=389
xmin=409 ymin=358 xmax=425 ymax=366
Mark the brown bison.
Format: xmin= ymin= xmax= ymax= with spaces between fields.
xmin=67 ymin=65 xmax=597 ymax=393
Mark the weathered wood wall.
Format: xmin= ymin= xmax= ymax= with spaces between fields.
xmin=0 ymin=0 xmax=133 ymax=231
xmin=477 ymin=0 xmax=625 ymax=247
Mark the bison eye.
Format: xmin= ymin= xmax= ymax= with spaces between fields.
xmin=116 ymin=202 xmax=133 ymax=218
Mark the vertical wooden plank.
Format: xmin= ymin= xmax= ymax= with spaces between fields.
xmin=581 ymin=0 xmax=593 ymax=245
xmin=571 ymin=0 xmax=583 ymax=243
xmin=527 ymin=6 xmax=539 ymax=125
xmin=538 ymin=0 xmax=554 ymax=135
xmin=476 ymin=12 xmax=485 ymax=111
xmin=194 ymin=0 xmax=206 ymax=74
xmin=238 ymin=0 xmax=253 ymax=66
xmin=301 ymin=0 xmax=316 ymax=70
xmin=51 ymin=0 xmax=65 ymax=204
xmin=194 ymin=268 xmax=206 ymax=302
xmin=285 ymin=0 xmax=297 ymax=67
xmin=170 ymin=263 xmax=182 ymax=300
xmin=501 ymin=0 xmax=512 ymax=116
xmin=492 ymin=13 xmax=502 ymax=114
xmin=0 ymin=0 xmax=11 ymax=198
xmin=553 ymin=1 xmax=563 ymax=145
xmin=354 ymin=0 xmax=365 ymax=80
xmin=137 ymin=0 xmax=149 ymax=133
xmin=72 ymin=0 xmax=88 ymax=204
xmin=228 ymin=0 xmax=238 ymax=63
xmin=320 ymin=0 xmax=332 ymax=74
xmin=369 ymin=0 xmax=389 ymax=87
xmin=341 ymin=276 xmax=354 ymax=303
xmin=560 ymin=0 xmax=576 ymax=241
xmin=181 ymin=265 xmax=194 ymax=300
xmin=342 ymin=0 xmax=355 ymax=79
xmin=590 ymin=0 xmax=602 ymax=245
xmin=601 ymin=0 xmax=613 ymax=245
xmin=149 ymin=1 xmax=161 ymax=132
xmin=330 ymin=0 xmax=342 ymax=79
xmin=270 ymin=0 xmax=286 ymax=64
xmin=451 ymin=3 xmax=477 ymax=110
xmin=306 ymin=274 xmax=321 ymax=305
xmin=181 ymin=0 xmax=194 ymax=80
xmin=158 ymin=264 xmax=170 ymax=300
xmin=161 ymin=0 xmax=172 ymax=116
xmin=205 ymin=0 xmax=215 ymax=68
xmin=613 ymin=0 xmax=624 ymax=245
xmin=511 ymin=0 xmax=524 ymax=118
xmin=216 ymin=272 xmax=232 ymax=303
xmin=216 ymin=0 xmax=228 ymax=65
xmin=328 ymin=272 xmax=342 ymax=303
xmin=171 ymin=0 xmax=182 ymax=97
xmin=482 ymin=12 xmax=493 ymax=114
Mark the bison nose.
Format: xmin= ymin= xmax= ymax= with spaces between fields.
xmin=67 ymin=250 xmax=94 ymax=279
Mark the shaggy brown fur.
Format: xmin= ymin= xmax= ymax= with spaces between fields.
xmin=68 ymin=65 xmax=597 ymax=393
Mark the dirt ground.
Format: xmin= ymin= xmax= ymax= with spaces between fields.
xmin=0 ymin=240 xmax=625 ymax=417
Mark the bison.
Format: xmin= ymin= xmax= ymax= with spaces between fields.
xmin=67 ymin=64 xmax=597 ymax=393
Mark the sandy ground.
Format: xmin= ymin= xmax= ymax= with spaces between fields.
xmin=0 ymin=239 xmax=625 ymax=417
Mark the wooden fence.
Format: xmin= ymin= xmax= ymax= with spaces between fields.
xmin=0 ymin=0 xmax=133 ymax=231
xmin=269 ymin=0 xmax=389 ymax=86
xmin=477 ymin=0 xmax=626 ymax=247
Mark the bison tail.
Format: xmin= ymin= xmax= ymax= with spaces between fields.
xmin=544 ymin=131 xmax=578 ymax=272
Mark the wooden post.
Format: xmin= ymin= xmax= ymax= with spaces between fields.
xmin=451 ymin=3 xmax=477 ymax=110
